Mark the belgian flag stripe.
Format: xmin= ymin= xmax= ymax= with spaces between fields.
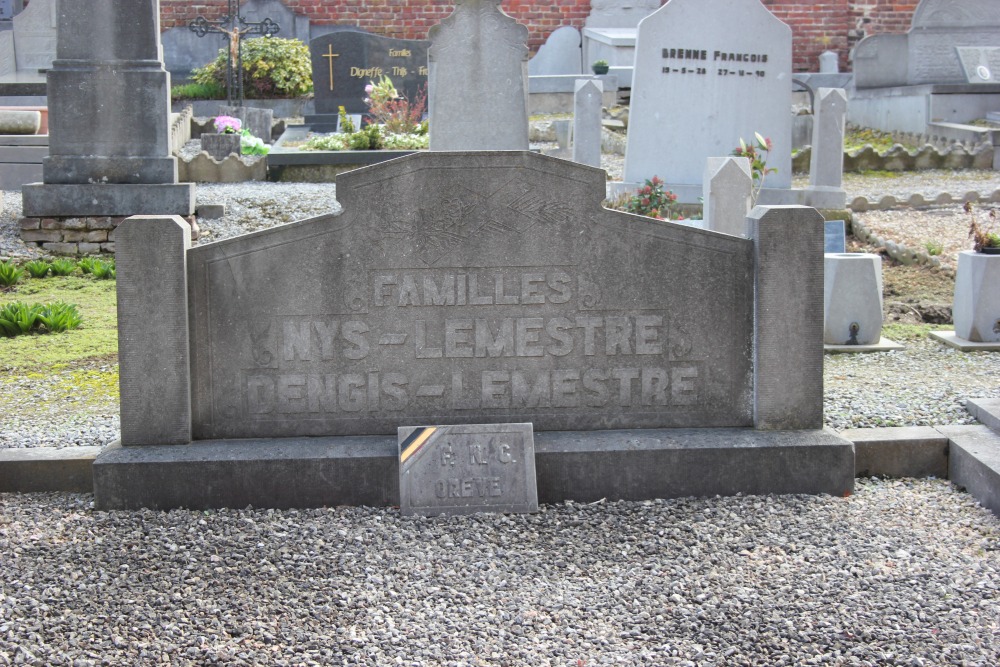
xmin=400 ymin=426 xmax=437 ymax=463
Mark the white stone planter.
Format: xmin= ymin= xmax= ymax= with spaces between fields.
xmin=954 ymin=250 xmax=1000 ymax=342
xmin=824 ymin=253 xmax=883 ymax=345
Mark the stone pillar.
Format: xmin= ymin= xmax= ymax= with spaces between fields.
xmin=809 ymin=88 xmax=847 ymax=191
xmin=572 ymin=78 xmax=603 ymax=168
xmin=21 ymin=0 xmax=194 ymax=217
xmin=703 ymin=156 xmax=751 ymax=237
xmin=747 ymin=206 xmax=824 ymax=430
xmin=819 ymin=50 xmax=839 ymax=74
xmin=117 ymin=216 xmax=192 ymax=446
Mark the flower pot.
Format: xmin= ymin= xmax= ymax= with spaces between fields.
xmin=981 ymin=246 xmax=1000 ymax=255
xmin=953 ymin=250 xmax=1000 ymax=342
xmin=201 ymin=132 xmax=242 ymax=161
xmin=592 ymin=65 xmax=609 ymax=75
xmin=824 ymin=253 xmax=884 ymax=345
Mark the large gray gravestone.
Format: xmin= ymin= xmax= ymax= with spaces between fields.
xmin=398 ymin=423 xmax=538 ymax=516
xmin=428 ymin=0 xmax=530 ymax=151
xmin=527 ymin=26 xmax=583 ymax=76
xmin=854 ymin=0 xmax=1000 ymax=88
xmin=21 ymin=0 xmax=194 ymax=217
xmin=93 ymin=152 xmax=853 ymax=511
xmin=623 ymin=0 xmax=792 ymax=200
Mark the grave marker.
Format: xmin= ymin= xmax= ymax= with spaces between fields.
xmin=428 ymin=0 xmax=530 ymax=150
xmin=398 ymin=423 xmax=537 ymax=516
xmin=624 ymin=0 xmax=792 ymax=200
xmin=956 ymin=47 xmax=1000 ymax=84
xmin=572 ymin=79 xmax=603 ymax=168
xmin=703 ymin=157 xmax=751 ymax=237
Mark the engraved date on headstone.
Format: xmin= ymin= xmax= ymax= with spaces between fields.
xmin=398 ymin=423 xmax=537 ymax=517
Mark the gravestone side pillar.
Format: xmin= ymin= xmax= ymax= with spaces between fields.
xmin=21 ymin=0 xmax=194 ymax=218
xmin=572 ymin=79 xmax=603 ymax=168
xmin=116 ymin=216 xmax=192 ymax=446
xmin=809 ymin=88 xmax=847 ymax=193
xmin=428 ymin=0 xmax=530 ymax=150
xmin=703 ymin=157 xmax=751 ymax=237
xmin=747 ymin=206 xmax=824 ymax=430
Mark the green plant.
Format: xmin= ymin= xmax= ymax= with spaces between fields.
xmin=607 ymin=176 xmax=680 ymax=221
xmin=924 ymin=240 xmax=944 ymax=256
xmin=77 ymin=257 xmax=97 ymax=275
xmin=37 ymin=301 xmax=83 ymax=333
xmin=965 ymin=202 xmax=1000 ymax=252
xmin=0 ymin=261 xmax=24 ymax=287
xmin=49 ymin=259 xmax=77 ymax=277
xmin=592 ymin=59 xmax=610 ymax=74
xmin=364 ymin=77 xmax=427 ymax=135
xmin=0 ymin=302 xmax=42 ymax=336
xmin=240 ymin=129 xmax=270 ymax=156
xmin=91 ymin=259 xmax=116 ymax=280
xmin=171 ymin=81 xmax=226 ymax=101
xmin=24 ymin=260 xmax=51 ymax=279
xmin=347 ymin=123 xmax=384 ymax=150
xmin=338 ymin=106 xmax=356 ymax=134
xmin=733 ymin=132 xmax=776 ymax=205
xmin=191 ymin=37 xmax=313 ymax=99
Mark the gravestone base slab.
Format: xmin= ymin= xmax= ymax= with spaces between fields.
xmin=21 ymin=182 xmax=195 ymax=217
xmin=929 ymin=331 xmax=1000 ymax=352
xmin=824 ymin=337 xmax=905 ymax=353
xmin=93 ymin=427 xmax=854 ymax=510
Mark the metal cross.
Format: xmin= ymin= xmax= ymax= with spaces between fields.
xmin=189 ymin=0 xmax=280 ymax=107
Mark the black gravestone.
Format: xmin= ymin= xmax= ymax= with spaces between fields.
xmin=308 ymin=30 xmax=430 ymax=131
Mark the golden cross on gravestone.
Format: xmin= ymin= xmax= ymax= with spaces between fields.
xmin=323 ymin=44 xmax=340 ymax=91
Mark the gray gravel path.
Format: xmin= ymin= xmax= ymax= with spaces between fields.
xmin=2 ymin=478 xmax=999 ymax=666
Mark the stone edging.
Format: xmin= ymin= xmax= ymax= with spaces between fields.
xmin=793 ymin=143 xmax=995 ymax=173
xmin=177 ymin=152 xmax=268 ymax=183
xmin=19 ymin=216 xmax=199 ymax=255
xmin=850 ymin=215 xmax=953 ymax=276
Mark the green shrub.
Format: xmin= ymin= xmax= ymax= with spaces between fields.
xmin=77 ymin=257 xmax=97 ymax=275
xmin=50 ymin=259 xmax=77 ymax=276
xmin=191 ymin=37 xmax=313 ymax=99
xmin=171 ymin=81 xmax=226 ymax=101
xmin=24 ymin=260 xmax=51 ymax=278
xmin=924 ymin=240 xmax=944 ymax=256
xmin=91 ymin=259 xmax=116 ymax=280
xmin=0 ymin=261 xmax=23 ymax=287
xmin=0 ymin=301 xmax=82 ymax=337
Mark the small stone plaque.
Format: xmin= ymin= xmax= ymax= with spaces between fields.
xmin=398 ymin=423 xmax=537 ymax=517
xmin=956 ymin=47 xmax=1000 ymax=84
xmin=824 ymin=220 xmax=846 ymax=254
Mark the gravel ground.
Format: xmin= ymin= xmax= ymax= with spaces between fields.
xmin=2 ymin=478 xmax=999 ymax=666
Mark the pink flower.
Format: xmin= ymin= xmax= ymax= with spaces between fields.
xmin=365 ymin=84 xmax=374 ymax=95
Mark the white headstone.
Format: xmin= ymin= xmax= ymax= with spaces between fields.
xmin=702 ymin=157 xmax=751 ymax=237
xmin=623 ymin=0 xmax=792 ymax=199
xmin=809 ymin=88 xmax=847 ymax=192
xmin=11 ymin=0 xmax=56 ymax=71
xmin=528 ymin=26 xmax=583 ymax=76
xmin=819 ymin=50 xmax=839 ymax=74
xmin=572 ymin=79 xmax=604 ymax=168
xmin=428 ymin=0 xmax=530 ymax=151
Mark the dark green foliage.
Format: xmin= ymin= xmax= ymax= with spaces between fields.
xmin=24 ymin=260 xmax=51 ymax=278
xmin=348 ymin=124 xmax=384 ymax=150
xmin=191 ymin=37 xmax=313 ymax=99
xmin=91 ymin=259 xmax=116 ymax=280
xmin=0 ymin=302 xmax=43 ymax=336
xmin=77 ymin=257 xmax=97 ymax=275
xmin=0 ymin=301 xmax=82 ymax=337
xmin=171 ymin=81 xmax=226 ymax=101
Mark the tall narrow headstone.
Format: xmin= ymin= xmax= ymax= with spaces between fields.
xmin=703 ymin=157 xmax=751 ymax=237
xmin=809 ymin=88 xmax=847 ymax=192
xmin=624 ymin=0 xmax=792 ymax=201
xmin=819 ymin=50 xmax=839 ymax=74
xmin=572 ymin=79 xmax=603 ymax=168
xmin=428 ymin=0 xmax=530 ymax=151
xmin=21 ymin=0 xmax=194 ymax=217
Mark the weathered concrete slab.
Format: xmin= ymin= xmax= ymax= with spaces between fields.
xmin=929 ymin=331 xmax=1000 ymax=352
xmin=939 ymin=424 xmax=1000 ymax=517
xmin=93 ymin=428 xmax=853 ymax=510
xmin=967 ymin=398 xmax=1000 ymax=433
xmin=842 ymin=426 xmax=948 ymax=479
xmin=21 ymin=183 xmax=195 ymax=217
xmin=0 ymin=446 xmax=101 ymax=493
xmin=824 ymin=338 xmax=905 ymax=354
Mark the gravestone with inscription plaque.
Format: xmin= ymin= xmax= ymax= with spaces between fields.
xmin=306 ymin=30 xmax=430 ymax=131
xmin=398 ymin=423 xmax=537 ymax=516
xmin=94 ymin=150 xmax=854 ymax=511
xmin=623 ymin=0 xmax=792 ymax=203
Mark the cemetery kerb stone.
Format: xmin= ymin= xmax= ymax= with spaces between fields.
xmin=93 ymin=151 xmax=853 ymax=511
xmin=623 ymin=0 xmax=792 ymax=203
xmin=307 ymin=31 xmax=430 ymax=130
xmin=428 ymin=0 xmax=530 ymax=151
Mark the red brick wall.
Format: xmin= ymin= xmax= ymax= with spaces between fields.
xmin=159 ymin=0 xmax=920 ymax=73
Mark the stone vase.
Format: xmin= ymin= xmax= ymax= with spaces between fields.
xmin=201 ymin=133 xmax=242 ymax=161
xmin=824 ymin=253 xmax=883 ymax=345
xmin=953 ymin=250 xmax=1000 ymax=342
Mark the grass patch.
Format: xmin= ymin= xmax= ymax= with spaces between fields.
xmin=0 ymin=277 xmax=117 ymax=374
xmin=881 ymin=322 xmax=951 ymax=342
xmin=845 ymin=128 xmax=919 ymax=153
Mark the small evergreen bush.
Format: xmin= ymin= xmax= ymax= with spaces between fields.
xmin=0 ymin=261 xmax=23 ymax=287
xmin=50 ymin=259 xmax=77 ymax=276
xmin=191 ymin=37 xmax=313 ymax=99
xmin=24 ymin=260 xmax=51 ymax=278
